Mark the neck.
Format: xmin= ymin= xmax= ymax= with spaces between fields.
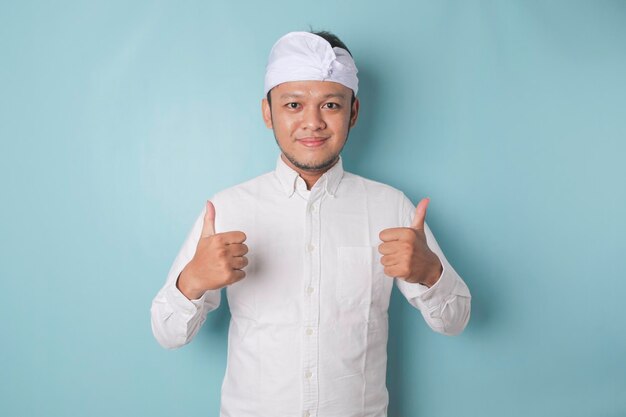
xmin=280 ymin=154 xmax=337 ymax=190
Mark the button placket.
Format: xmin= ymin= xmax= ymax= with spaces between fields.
xmin=302 ymin=197 xmax=321 ymax=415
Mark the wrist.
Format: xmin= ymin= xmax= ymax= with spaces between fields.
xmin=421 ymin=256 xmax=443 ymax=288
xmin=177 ymin=266 xmax=204 ymax=300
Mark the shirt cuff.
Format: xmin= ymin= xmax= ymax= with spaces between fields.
xmin=164 ymin=283 xmax=209 ymax=316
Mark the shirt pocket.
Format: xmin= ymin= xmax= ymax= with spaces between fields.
xmin=337 ymin=246 xmax=376 ymax=310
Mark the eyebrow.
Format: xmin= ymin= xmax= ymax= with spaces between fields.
xmin=278 ymin=92 xmax=348 ymax=100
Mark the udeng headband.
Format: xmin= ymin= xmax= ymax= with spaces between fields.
xmin=264 ymin=31 xmax=359 ymax=96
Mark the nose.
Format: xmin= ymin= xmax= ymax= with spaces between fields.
xmin=302 ymin=107 xmax=326 ymax=130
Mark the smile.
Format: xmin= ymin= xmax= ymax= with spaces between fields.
xmin=298 ymin=137 xmax=328 ymax=147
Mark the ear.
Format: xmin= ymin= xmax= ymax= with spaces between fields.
xmin=349 ymin=97 xmax=360 ymax=128
xmin=261 ymin=97 xmax=273 ymax=129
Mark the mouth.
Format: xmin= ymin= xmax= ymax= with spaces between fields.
xmin=298 ymin=137 xmax=328 ymax=148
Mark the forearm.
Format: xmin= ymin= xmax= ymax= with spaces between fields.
xmin=150 ymin=207 xmax=221 ymax=349
xmin=150 ymin=273 xmax=220 ymax=349
xmin=418 ymin=264 xmax=471 ymax=335
xmin=397 ymin=259 xmax=471 ymax=336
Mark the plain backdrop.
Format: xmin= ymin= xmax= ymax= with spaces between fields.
xmin=1 ymin=1 xmax=625 ymax=416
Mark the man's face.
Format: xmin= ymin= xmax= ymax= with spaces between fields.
xmin=262 ymin=80 xmax=359 ymax=174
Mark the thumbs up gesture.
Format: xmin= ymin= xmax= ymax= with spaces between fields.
xmin=177 ymin=201 xmax=249 ymax=300
xmin=378 ymin=198 xmax=443 ymax=288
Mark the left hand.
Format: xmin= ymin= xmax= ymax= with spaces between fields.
xmin=378 ymin=198 xmax=443 ymax=287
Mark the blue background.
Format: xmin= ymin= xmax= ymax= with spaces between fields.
xmin=2 ymin=1 xmax=625 ymax=416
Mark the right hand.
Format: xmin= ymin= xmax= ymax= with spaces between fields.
xmin=177 ymin=200 xmax=248 ymax=299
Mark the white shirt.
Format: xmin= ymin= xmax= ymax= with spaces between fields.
xmin=151 ymin=154 xmax=471 ymax=417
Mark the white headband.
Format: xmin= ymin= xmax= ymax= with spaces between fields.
xmin=264 ymin=31 xmax=359 ymax=96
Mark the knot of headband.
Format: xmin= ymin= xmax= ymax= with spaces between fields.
xmin=264 ymin=31 xmax=359 ymax=96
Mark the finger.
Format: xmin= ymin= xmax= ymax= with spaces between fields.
xmin=230 ymin=269 xmax=246 ymax=282
xmin=222 ymin=231 xmax=247 ymax=244
xmin=380 ymin=254 xmax=401 ymax=267
xmin=228 ymin=243 xmax=248 ymax=257
xmin=410 ymin=197 xmax=430 ymax=231
xmin=231 ymin=256 xmax=249 ymax=270
xmin=378 ymin=241 xmax=404 ymax=255
xmin=201 ymin=200 xmax=216 ymax=237
xmin=379 ymin=227 xmax=416 ymax=243
xmin=384 ymin=264 xmax=410 ymax=279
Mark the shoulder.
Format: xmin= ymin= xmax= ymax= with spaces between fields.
xmin=341 ymin=171 xmax=410 ymax=203
xmin=341 ymin=170 xmax=416 ymax=228
xmin=210 ymin=171 xmax=276 ymax=204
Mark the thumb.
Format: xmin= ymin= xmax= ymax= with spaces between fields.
xmin=201 ymin=200 xmax=216 ymax=237
xmin=410 ymin=197 xmax=430 ymax=230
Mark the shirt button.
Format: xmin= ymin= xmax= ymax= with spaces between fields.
xmin=309 ymin=204 xmax=316 ymax=213
xmin=306 ymin=328 xmax=313 ymax=336
xmin=305 ymin=370 xmax=312 ymax=379
xmin=303 ymin=412 xmax=310 ymax=417
xmin=307 ymin=244 xmax=315 ymax=252
xmin=306 ymin=287 xmax=314 ymax=294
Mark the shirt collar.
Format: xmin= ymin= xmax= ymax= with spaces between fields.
xmin=274 ymin=154 xmax=344 ymax=198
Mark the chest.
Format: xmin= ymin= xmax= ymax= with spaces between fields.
xmin=217 ymin=192 xmax=402 ymax=323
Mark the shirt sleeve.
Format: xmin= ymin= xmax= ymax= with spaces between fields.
xmin=394 ymin=193 xmax=472 ymax=336
xmin=150 ymin=203 xmax=222 ymax=349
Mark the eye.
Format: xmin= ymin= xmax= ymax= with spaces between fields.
xmin=285 ymin=102 xmax=300 ymax=109
xmin=323 ymin=102 xmax=340 ymax=109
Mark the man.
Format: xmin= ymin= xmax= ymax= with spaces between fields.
xmin=151 ymin=30 xmax=471 ymax=417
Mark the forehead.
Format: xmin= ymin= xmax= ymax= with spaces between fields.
xmin=272 ymin=80 xmax=353 ymax=100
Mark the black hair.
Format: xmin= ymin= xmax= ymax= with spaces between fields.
xmin=266 ymin=30 xmax=356 ymax=108
xmin=312 ymin=30 xmax=353 ymax=57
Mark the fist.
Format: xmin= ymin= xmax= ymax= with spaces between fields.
xmin=378 ymin=198 xmax=442 ymax=288
xmin=177 ymin=200 xmax=249 ymax=299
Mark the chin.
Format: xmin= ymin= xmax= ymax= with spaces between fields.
xmin=294 ymin=155 xmax=338 ymax=171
